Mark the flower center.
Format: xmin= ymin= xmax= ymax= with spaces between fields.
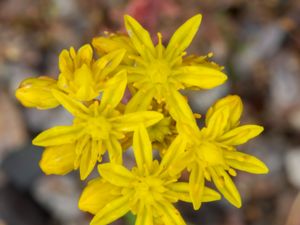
xmin=197 ymin=142 xmax=225 ymax=166
xmin=147 ymin=60 xmax=171 ymax=84
xmin=86 ymin=115 xmax=111 ymax=140
xmin=133 ymin=176 xmax=166 ymax=204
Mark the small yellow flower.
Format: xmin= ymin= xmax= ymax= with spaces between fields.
xmin=58 ymin=44 xmax=126 ymax=101
xmin=173 ymin=95 xmax=268 ymax=209
xmin=121 ymin=14 xmax=227 ymax=123
xmin=15 ymin=76 xmax=60 ymax=109
xmin=79 ymin=126 xmax=221 ymax=225
xmin=16 ymin=45 xmax=126 ymax=109
xmin=33 ymin=71 xmax=163 ymax=180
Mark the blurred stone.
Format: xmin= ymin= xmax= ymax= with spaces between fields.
xmin=1 ymin=145 xmax=43 ymax=190
xmin=24 ymin=107 xmax=73 ymax=132
xmin=0 ymin=90 xmax=28 ymax=162
xmin=32 ymin=175 xmax=87 ymax=224
xmin=285 ymin=148 xmax=300 ymax=189
xmin=233 ymin=23 xmax=286 ymax=77
xmin=268 ymin=51 xmax=300 ymax=120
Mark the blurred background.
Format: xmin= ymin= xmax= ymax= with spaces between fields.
xmin=0 ymin=0 xmax=300 ymax=224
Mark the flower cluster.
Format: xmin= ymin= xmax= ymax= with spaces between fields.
xmin=16 ymin=14 xmax=268 ymax=225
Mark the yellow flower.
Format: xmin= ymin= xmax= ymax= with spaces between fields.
xmin=173 ymin=95 xmax=268 ymax=209
xmin=15 ymin=44 xmax=126 ymax=109
xmin=33 ymin=70 xmax=163 ymax=180
xmin=15 ymin=76 xmax=60 ymax=109
xmin=121 ymin=14 xmax=227 ymax=123
xmin=58 ymin=44 xmax=126 ymax=101
xmin=79 ymin=126 xmax=221 ymax=225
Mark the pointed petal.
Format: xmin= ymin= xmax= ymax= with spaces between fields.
xmin=133 ymin=125 xmax=153 ymax=170
xmin=203 ymin=107 xmax=230 ymax=140
xmin=111 ymin=111 xmax=163 ymax=132
xmin=52 ymin=89 xmax=89 ymax=118
xmin=90 ymin=194 xmax=131 ymax=225
xmin=73 ymin=64 xmax=98 ymax=101
xmin=218 ymin=125 xmax=264 ymax=145
xmin=124 ymin=15 xmax=155 ymax=57
xmin=206 ymin=95 xmax=243 ymax=130
xmin=166 ymin=182 xmax=191 ymax=202
xmin=79 ymin=139 xmax=98 ymax=180
xmin=225 ymin=151 xmax=269 ymax=174
xmin=136 ymin=205 xmax=153 ymax=225
xmin=94 ymin=49 xmax=127 ymax=80
xmin=155 ymin=202 xmax=186 ymax=225
xmin=105 ymin=137 xmax=123 ymax=164
xmin=165 ymin=88 xmax=195 ymax=122
xmin=166 ymin=14 xmax=202 ymax=58
xmin=189 ymin=163 xmax=205 ymax=210
xmin=79 ymin=178 xmax=121 ymax=214
xmin=33 ymin=126 xmax=82 ymax=146
xmin=39 ymin=144 xmax=76 ymax=175
xmin=209 ymin=167 xmax=241 ymax=208
xmin=160 ymin=135 xmax=187 ymax=174
xmin=174 ymin=65 xmax=227 ymax=89
xmin=125 ymin=89 xmax=155 ymax=113
xmin=98 ymin=163 xmax=134 ymax=187
xmin=99 ymin=70 xmax=127 ymax=111
xmin=202 ymin=187 xmax=221 ymax=202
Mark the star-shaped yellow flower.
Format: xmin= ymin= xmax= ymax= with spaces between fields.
xmin=33 ymin=70 xmax=163 ymax=180
xmin=79 ymin=126 xmax=221 ymax=225
xmin=172 ymin=95 xmax=269 ymax=209
xmin=93 ymin=15 xmax=227 ymax=122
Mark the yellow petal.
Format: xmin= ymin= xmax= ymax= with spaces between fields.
xmin=133 ymin=125 xmax=153 ymax=170
xmin=202 ymin=107 xmax=230 ymax=140
xmin=111 ymin=111 xmax=163 ymax=132
xmin=136 ymin=205 xmax=153 ymax=225
xmin=218 ymin=125 xmax=264 ymax=145
xmin=202 ymin=187 xmax=221 ymax=202
xmin=15 ymin=76 xmax=59 ymax=109
xmin=189 ymin=163 xmax=205 ymax=210
xmin=159 ymin=135 xmax=187 ymax=174
xmin=92 ymin=34 xmax=133 ymax=55
xmin=77 ymin=44 xmax=93 ymax=63
xmin=165 ymin=87 xmax=195 ymax=123
xmin=39 ymin=144 xmax=76 ymax=175
xmin=99 ymin=70 xmax=127 ymax=111
xmin=58 ymin=49 xmax=73 ymax=72
xmin=225 ymin=151 xmax=269 ymax=174
xmin=155 ymin=202 xmax=186 ymax=225
xmin=124 ymin=15 xmax=155 ymax=58
xmin=105 ymin=137 xmax=123 ymax=164
xmin=79 ymin=140 xmax=99 ymax=180
xmin=73 ymin=64 xmax=98 ymax=101
xmin=166 ymin=14 xmax=202 ymax=59
xmin=79 ymin=178 xmax=121 ymax=214
xmin=98 ymin=163 xmax=134 ymax=187
xmin=125 ymin=88 xmax=155 ymax=113
xmin=206 ymin=95 xmax=243 ymax=130
xmin=90 ymin=194 xmax=131 ymax=225
xmin=166 ymin=182 xmax=191 ymax=202
xmin=94 ymin=49 xmax=127 ymax=81
xmin=52 ymin=89 xmax=89 ymax=118
xmin=209 ymin=167 xmax=241 ymax=208
xmin=33 ymin=125 xmax=82 ymax=146
xmin=174 ymin=65 xmax=227 ymax=89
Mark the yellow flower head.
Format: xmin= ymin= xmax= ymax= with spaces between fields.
xmin=79 ymin=126 xmax=220 ymax=225
xmin=174 ymin=95 xmax=268 ymax=209
xmin=58 ymin=44 xmax=126 ymax=101
xmin=16 ymin=44 xmax=126 ymax=109
xmin=33 ymin=71 xmax=163 ymax=180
